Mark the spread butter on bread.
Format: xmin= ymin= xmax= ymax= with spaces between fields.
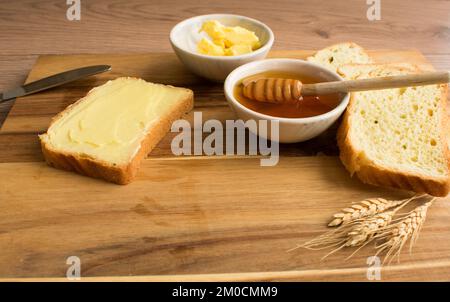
xmin=39 ymin=77 xmax=193 ymax=184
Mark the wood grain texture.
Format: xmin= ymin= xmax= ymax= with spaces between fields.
xmin=0 ymin=0 xmax=449 ymax=55
xmin=5 ymin=260 xmax=450 ymax=282
xmin=1 ymin=158 xmax=449 ymax=280
xmin=0 ymin=55 xmax=37 ymax=127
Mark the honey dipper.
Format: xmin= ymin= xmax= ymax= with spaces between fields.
xmin=241 ymin=71 xmax=450 ymax=104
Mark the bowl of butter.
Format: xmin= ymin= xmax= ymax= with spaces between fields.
xmin=170 ymin=14 xmax=274 ymax=82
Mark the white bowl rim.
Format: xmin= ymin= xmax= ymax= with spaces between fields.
xmin=169 ymin=13 xmax=275 ymax=60
xmin=224 ymin=58 xmax=350 ymax=124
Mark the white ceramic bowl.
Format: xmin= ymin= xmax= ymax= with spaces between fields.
xmin=170 ymin=14 xmax=274 ymax=82
xmin=224 ymin=59 xmax=350 ymax=143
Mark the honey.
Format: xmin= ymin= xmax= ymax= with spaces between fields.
xmin=233 ymin=71 xmax=343 ymax=118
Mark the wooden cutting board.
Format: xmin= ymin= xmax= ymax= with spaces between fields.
xmin=1 ymin=51 xmax=449 ymax=281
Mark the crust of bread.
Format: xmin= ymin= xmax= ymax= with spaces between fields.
xmin=337 ymin=81 xmax=450 ymax=197
xmin=40 ymin=78 xmax=194 ymax=185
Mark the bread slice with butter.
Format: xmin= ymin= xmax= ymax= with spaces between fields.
xmin=307 ymin=42 xmax=373 ymax=74
xmin=337 ymin=63 xmax=449 ymax=196
xmin=39 ymin=77 xmax=193 ymax=184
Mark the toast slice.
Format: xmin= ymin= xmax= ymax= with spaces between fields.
xmin=337 ymin=63 xmax=449 ymax=196
xmin=307 ymin=42 xmax=373 ymax=74
xmin=39 ymin=77 xmax=194 ymax=184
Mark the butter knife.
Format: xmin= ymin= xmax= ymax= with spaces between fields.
xmin=0 ymin=65 xmax=111 ymax=103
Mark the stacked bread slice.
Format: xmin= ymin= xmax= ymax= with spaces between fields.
xmin=308 ymin=43 xmax=449 ymax=196
xmin=307 ymin=42 xmax=373 ymax=72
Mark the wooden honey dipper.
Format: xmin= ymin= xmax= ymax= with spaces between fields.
xmin=241 ymin=71 xmax=450 ymax=104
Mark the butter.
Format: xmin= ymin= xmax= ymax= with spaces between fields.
xmin=42 ymin=78 xmax=190 ymax=164
xmin=197 ymin=20 xmax=261 ymax=56
xmin=197 ymin=38 xmax=225 ymax=56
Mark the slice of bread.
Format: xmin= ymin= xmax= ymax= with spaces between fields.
xmin=307 ymin=42 xmax=373 ymax=74
xmin=337 ymin=63 xmax=449 ymax=196
xmin=39 ymin=77 xmax=193 ymax=184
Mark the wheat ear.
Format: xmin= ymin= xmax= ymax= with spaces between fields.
xmin=328 ymin=194 xmax=426 ymax=227
xmin=295 ymin=198 xmax=412 ymax=259
xmin=374 ymin=199 xmax=435 ymax=265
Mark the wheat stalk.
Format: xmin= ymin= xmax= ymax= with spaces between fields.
xmin=296 ymin=210 xmax=397 ymax=260
xmin=288 ymin=194 xmax=433 ymax=263
xmin=292 ymin=196 xmax=414 ymax=258
xmin=374 ymin=199 xmax=435 ymax=264
xmin=328 ymin=194 xmax=425 ymax=227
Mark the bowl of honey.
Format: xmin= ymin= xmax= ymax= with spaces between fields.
xmin=224 ymin=58 xmax=350 ymax=143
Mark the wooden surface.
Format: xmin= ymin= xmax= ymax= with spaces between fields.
xmin=1 ymin=0 xmax=450 ymax=126
xmin=1 ymin=159 xmax=450 ymax=281
xmin=1 ymin=50 xmax=450 ymax=281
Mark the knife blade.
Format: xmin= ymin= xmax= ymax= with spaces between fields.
xmin=0 ymin=65 xmax=111 ymax=103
